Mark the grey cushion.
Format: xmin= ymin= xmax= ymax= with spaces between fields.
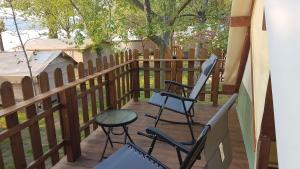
xmin=148 ymin=91 xmax=194 ymax=114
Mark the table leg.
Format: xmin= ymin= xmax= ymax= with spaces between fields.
xmin=101 ymin=126 xmax=113 ymax=148
xmin=122 ymin=126 xmax=134 ymax=144
xmin=99 ymin=127 xmax=113 ymax=161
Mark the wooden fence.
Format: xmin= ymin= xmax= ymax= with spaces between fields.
xmin=0 ymin=48 xmax=223 ymax=169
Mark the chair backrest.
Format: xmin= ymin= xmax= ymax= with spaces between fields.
xmin=179 ymin=94 xmax=238 ymax=169
xmin=188 ymin=54 xmax=218 ymax=100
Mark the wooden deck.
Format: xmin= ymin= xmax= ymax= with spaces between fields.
xmin=52 ymin=101 xmax=249 ymax=169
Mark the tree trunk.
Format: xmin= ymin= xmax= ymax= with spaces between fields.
xmin=0 ymin=33 xmax=4 ymax=51
xmin=48 ymin=27 xmax=58 ymax=38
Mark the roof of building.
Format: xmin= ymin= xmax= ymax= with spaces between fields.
xmin=0 ymin=50 xmax=74 ymax=77
xmin=25 ymin=38 xmax=93 ymax=51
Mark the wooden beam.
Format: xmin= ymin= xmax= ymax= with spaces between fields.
xmin=235 ymin=27 xmax=251 ymax=92
xmin=230 ymin=16 xmax=251 ymax=27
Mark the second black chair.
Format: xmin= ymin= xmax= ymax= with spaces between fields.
xmin=146 ymin=54 xmax=218 ymax=142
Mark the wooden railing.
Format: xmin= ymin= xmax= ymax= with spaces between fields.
xmin=0 ymin=48 xmax=223 ymax=169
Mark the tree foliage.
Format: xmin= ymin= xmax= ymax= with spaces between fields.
xmin=7 ymin=0 xmax=231 ymax=53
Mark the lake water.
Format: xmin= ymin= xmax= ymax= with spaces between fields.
xmin=0 ymin=7 xmax=48 ymax=51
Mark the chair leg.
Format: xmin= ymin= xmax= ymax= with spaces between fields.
xmin=154 ymin=107 xmax=164 ymax=127
xmin=147 ymin=135 xmax=157 ymax=155
xmin=184 ymin=112 xmax=195 ymax=142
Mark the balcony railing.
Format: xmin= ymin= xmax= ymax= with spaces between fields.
xmin=0 ymin=48 xmax=224 ymax=169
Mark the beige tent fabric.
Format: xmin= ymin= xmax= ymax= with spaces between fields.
xmin=223 ymin=0 xmax=253 ymax=85
xmin=250 ymin=0 xmax=269 ymax=144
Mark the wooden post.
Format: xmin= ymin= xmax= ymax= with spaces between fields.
xmin=120 ymin=52 xmax=126 ymax=105
xmin=88 ymin=61 xmax=97 ymax=130
xmin=54 ymin=67 xmax=81 ymax=162
xmin=108 ymin=68 xmax=117 ymax=109
xmin=133 ymin=49 xmax=140 ymax=102
xmin=39 ymin=72 xmax=60 ymax=165
xmin=129 ymin=50 xmax=133 ymax=99
xmin=199 ymin=48 xmax=208 ymax=100
xmin=96 ymin=58 xmax=105 ymax=112
xmin=256 ymin=135 xmax=271 ymax=169
xmin=125 ymin=51 xmax=130 ymax=101
xmin=103 ymin=56 xmax=110 ymax=108
xmin=53 ymin=68 xmax=67 ymax=154
xmin=165 ymin=50 xmax=172 ymax=88
xmin=176 ymin=48 xmax=183 ymax=94
xmin=0 ymin=82 xmax=27 ymax=169
xmin=211 ymin=60 xmax=220 ymax=106
xmin=143 ymin=49 xmax=150 ymax=98
xmin=188 ymin=49 xmax=195 ymax=88
xmin=115 ymin=53 xmax=122 ymax=108
xmin=154 ymin=49 xmax=160 ymax=90
xmin=78 ymin=63 xmax=90 ymax=137
xmin=21 ymin=77 xmax=45 ymax=169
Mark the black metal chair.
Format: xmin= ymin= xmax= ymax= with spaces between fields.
xmin=93 ymin=94 xmax=238 ymax=169
xmin=146 ymin=54 xmax=218 ymax=142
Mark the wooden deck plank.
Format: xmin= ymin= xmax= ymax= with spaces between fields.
xmin=52 ymin=101 xmax=248 ymax=169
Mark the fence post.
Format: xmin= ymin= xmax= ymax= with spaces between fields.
xmin=103 ymin=56 xmax=110 ymax=108
xmin=0 ymin=82 xmax=27 ymax=169
xmin=108 ymin=66 xmax=117 ymax=109
xmin=39 ymin=72 xmax=60 ymax=165
xmin=143 ymin=49 xmax=150 ymax=98
xmin=211 ymin=59 xmax=220 ymax=106
xmin=88 ymin=61 xmax=97 ymax=130
xmin=21 ymin=77 xmax=45 ymax=169
xmin=54 ymin=68 xmax=81 ymax=162
xmin=133 ymin=49 xmax=140 ymax=102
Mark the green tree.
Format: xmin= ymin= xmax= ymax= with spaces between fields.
xmin=12 ymin=0 xmax=76 ymax=38
xmin=113 ymin=0 xmax=230 ymax=55
xmin=0 ymin=19 xmax=5 ymax=51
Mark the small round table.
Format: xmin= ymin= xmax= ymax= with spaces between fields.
xmin=95 ymin=109 xmax=138 ymax=160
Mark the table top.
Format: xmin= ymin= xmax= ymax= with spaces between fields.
xmin=95 ymin=109 xmax=138 ymax=127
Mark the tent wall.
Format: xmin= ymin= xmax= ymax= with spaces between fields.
xmin=226 ymin=0 xmax=270 ymax=168
xmin=223 ymin=0 xmax=252 ymax=85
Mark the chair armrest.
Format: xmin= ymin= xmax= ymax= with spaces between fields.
xmin=146 ymin=127 xmax=190 ymax=154
xmin=160 ymin=91 xmax=197 ymax=102
xmin=165 ymin=80 xmax=193 ymax=89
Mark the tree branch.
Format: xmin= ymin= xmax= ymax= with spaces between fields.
xmin=129 ymin=0 xmax=159 ymax=17
xmin=144 ymin=0 xmax=152 ymax=23
xmin=169 ymin=0 xmax=193 ymax=26
xmin=69 ymin=0 xmax=85 ymax=20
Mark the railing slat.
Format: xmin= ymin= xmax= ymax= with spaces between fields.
xmin=132 ymin=49 xmax=140 ymax=101
xmin=125 ymin=51 xmax=130 ymax=101
xmin=176 ymin=48 xmax=183 ymax=94
xmin=211 ymin=58 xmax=221 ymax=106
xmin=129 ymin=50 xmax=133 ymax=99
xmin=103 ymin=56 xmax=110 ymax=108
xmin=0 ymin=82 xmax=27 ymax=169
xmin=188 ymin=49 xmax=195 ymax=89
xmin=21 ymin=77 xmax=45 ymax=169
xmin=108 ymin=55 xmax=117 ymax=109
xmin=0 ymin=148 xmax=4 ymax=169
xmin=96 ymin=58 xmax=105 ymax=112
xmin=199 ymin=49 xmax=208 ymax=101
xmin=39 ymin=72 xmax=60 ymax=165
xmin=165 ymin=50 xmax=172 ymax=86
xmin=54 ymin=68 xmax=66 ymax=154
xmin=88 ymin=61 xmax=98 ymax=130
xmin=120 ymin=52 xmax=126 ymax=105
xmin=154 ymin=49 xmax=160 ymax=89
xmin=143 ymin=49 xmax=150 ymax=98
xmin=115 ymin=54 xmax=122 ymax=108
xmin=78 ymin=63 xmax=90 ymax=137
